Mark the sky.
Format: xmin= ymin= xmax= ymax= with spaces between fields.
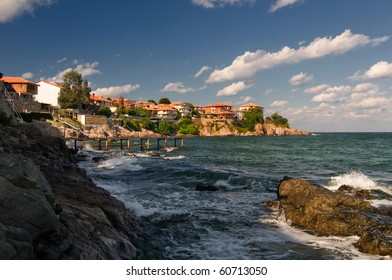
xmin=1 ymin=0 xmax=392 ymax=132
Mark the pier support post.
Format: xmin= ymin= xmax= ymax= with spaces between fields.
xmin=98 ymin=139 xmax=102 ymax=151
xmin=105 ymin=139 xmax=109 ymax=151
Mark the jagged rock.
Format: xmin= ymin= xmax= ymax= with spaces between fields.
xmin=0 ymin=123 xmax=146 ymax=259
xmin=276 ymin=177 xmax=392 ymax=256
xmin=337 ymin=184 xmax=377 ymax=200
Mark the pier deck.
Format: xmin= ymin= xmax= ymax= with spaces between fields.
xmin=66 ymin=136 xmax=185 ymax=152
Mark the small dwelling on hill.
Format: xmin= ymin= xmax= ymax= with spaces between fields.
xmin=36 ymin=80 xmax=62 ymax=109
xmin=0 ymin=76 xmax=41 ymax=112
xmin=78 ymin=114 xmax=109 ymax=127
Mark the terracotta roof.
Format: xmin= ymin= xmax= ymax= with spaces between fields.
xmin=240 ymin=103 xmax=261 ymax=108
xmin=90 ymin=95 xmax=113 ymax=103
xmin=1 ymin=76 xmax=39 ymax=86
xmin=204 ymin=103 xmax=232 ymax=108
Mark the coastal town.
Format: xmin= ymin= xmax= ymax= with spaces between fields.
xmin=0 ymin=72 xmax=309 ymax=137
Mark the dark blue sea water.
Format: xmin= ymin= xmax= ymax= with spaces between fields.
xmin=77 ymin=133 xmax=392 ymax=260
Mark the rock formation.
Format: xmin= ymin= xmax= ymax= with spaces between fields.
xmin=197 ymin=118 xmax=310 ymax=137
xmin=0 ymin=122 xmax=146 ymax=259
xmin=270 ymin=177 xmax=392 ymax=256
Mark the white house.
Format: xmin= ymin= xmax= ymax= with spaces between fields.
xmin=36 ymin=80 xmax=62 ymax=108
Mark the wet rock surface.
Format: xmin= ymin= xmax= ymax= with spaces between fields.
xmin=270 ymin=177 xmax=392 ymax=256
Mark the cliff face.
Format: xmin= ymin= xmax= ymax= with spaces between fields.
xmin=197 ymin=118 xmax=310 ymax=137
xmin=0 ymin=122 xmax=145 ymax=259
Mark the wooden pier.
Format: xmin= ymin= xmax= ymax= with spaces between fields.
xmin=66 ymin=137 xmax=185 ymax=152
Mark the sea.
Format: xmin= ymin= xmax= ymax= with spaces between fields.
xmin=76 ymin=133 xmax=392 ymax=260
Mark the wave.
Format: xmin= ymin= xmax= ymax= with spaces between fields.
xmin=97 ymin=156 xmax=144 ymax=172
xmin=325 ymin=171 xmax=392 ymax=195
xmin=262 ymin=212 xmax=388 ymax=260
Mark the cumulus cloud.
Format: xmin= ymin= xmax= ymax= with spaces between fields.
xmin=194 ymin=66 xmax=210 ymax=78
xmin=0 ymin=0 xmax=54 ymax=23
xmin=304 ymin=84 xmax=330 ymax=94
xmin=310 ymin=85 xmax=351 ymax=103
xmin=289 ymin=72 xmax=313 ymax=87
xmin=161 ymin=82 xmax=194 ymax=94
xmin=236 ymin=96 xmax=254 ymax=105
xmin=94 ymin=84 xmax=141 ymax=98
xmin=311 ymin=92 xmax=338 ymax=103
xmin=349 ymin=61 xmax=392 ymax=80
xmin=353 ymin=83 xmax=379 ymax=94
xmin=270 ymin=100 xmax=288 ymax=107
xmin=48 ymin=61 xmax=101 ymax=82
xmin=21 ymin=72 xmax=34 ymax=79
xmin=270 ymin=0 xmax=303 ymax=13
xmin=191 ymin=0 xmax=254 ymax=8
xmin=206 ymin=30 xmax=389 ymax=84
xmin=216 ymin=81 xmax=254 ymax=97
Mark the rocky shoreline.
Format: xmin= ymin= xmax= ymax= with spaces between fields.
xmin=267 ymin=177 xmax=392 ymax=256
xmin=0 ymin=122 xmax=147 ymax=259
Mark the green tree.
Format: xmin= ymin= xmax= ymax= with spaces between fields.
xmin=269 ymin=113 xmax=290 ymax=128
xmin=147 ymin=99 xmax=157 ymax=105
xmin=177 ymin=117 xmax=199 ymax=135
xmin=158 ymin=97 xmax=171 ymax=104
xmin=97 ymin=106 xmax=112 ymax=118
xmin=240 ymin=108 xmax=264 ymax=132
xmin=158 ymin=119 xmax=174 ymax=135
xmin=58 ymin=70 xmax=91 ymax=110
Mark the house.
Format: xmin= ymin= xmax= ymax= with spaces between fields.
xmin=238 ymin=103 xmax=264 ymax=120
xmin=171 ymin=102 xmax=192 ymax=117
xmin=89 ymin=94 xmax=113 ymax=107
xmin=148 ymin=104 xmax=178 ymax=120
xmin=193 ymin=105 xmax=205 ymax=115
xmin=0 ymin=76 xmax=40 ymax=112
xmin=203 ymin=103 xmax=235 ymax=120
xmin=135 ymin=101 xmax=155 ymax=109
xmin=36 ymin=80 xmax=62 ymax=109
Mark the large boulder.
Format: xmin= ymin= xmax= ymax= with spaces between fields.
xmin=274 ymin=177 xmax=392 ymax=256
xmin=0 ymin=123 xmax=146 ymax=259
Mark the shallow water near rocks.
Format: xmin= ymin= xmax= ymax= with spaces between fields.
xmin=77 ymin=133 xmax=392 ymax=259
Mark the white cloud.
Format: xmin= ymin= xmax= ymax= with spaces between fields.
xmin=236 ymin=96 xmax=254 ymax=105
xmin=311 ymin=92 xmax=338 ymax=103
xmin=48 ymin=61 xmax=101 ymax=82
xmin=349 ymin=61 xmax=392 ymax=80
xmin=57 ymin=57 xmax=67 ymax=63
xmin=270 ymin=100 xmax=288 ymax=107
xmin=74 ymin=62 xmax=101 ymax=77
xmin=304 ymin=84 xmax=330 ymax=94
xmin=206 ymin=30 xmax=389 ymax=83
xmin=265 ymin=89 xmax=274 ymax=96
xmin=270 ymin=0 xmax=303 ymax=13
xmin=216 ymin=81 xmax=254 ymax=97
xmin=310 ymin=85 xmax=351 ymax=103
xmin=191 ymin=0 xmax=254 ymax=8
xmin=21 ymin=72 xmax=34 ymax=79
xmin=353 ymin=82 xmax=379 ymax=94
xmin=161 ymin=82 xmax=194 ymax=94
xmin=94 ymin=84 xmax=141 ymax=98
xmin=194 ymin=66 xmax=210 ymax=78
xmin=289 ymin=72 xmax=313 ymax=87
xmin=0 ymin=0 xmax=54 ymax=23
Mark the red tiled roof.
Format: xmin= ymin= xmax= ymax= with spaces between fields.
xmin=1 ymin=76 xmax=39 ymax=86
xmin=204 ymin=103 xmax=232 ymax=108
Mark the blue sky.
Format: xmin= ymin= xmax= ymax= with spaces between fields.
xmin=1 ymin=0 xmax=392 ymax=132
